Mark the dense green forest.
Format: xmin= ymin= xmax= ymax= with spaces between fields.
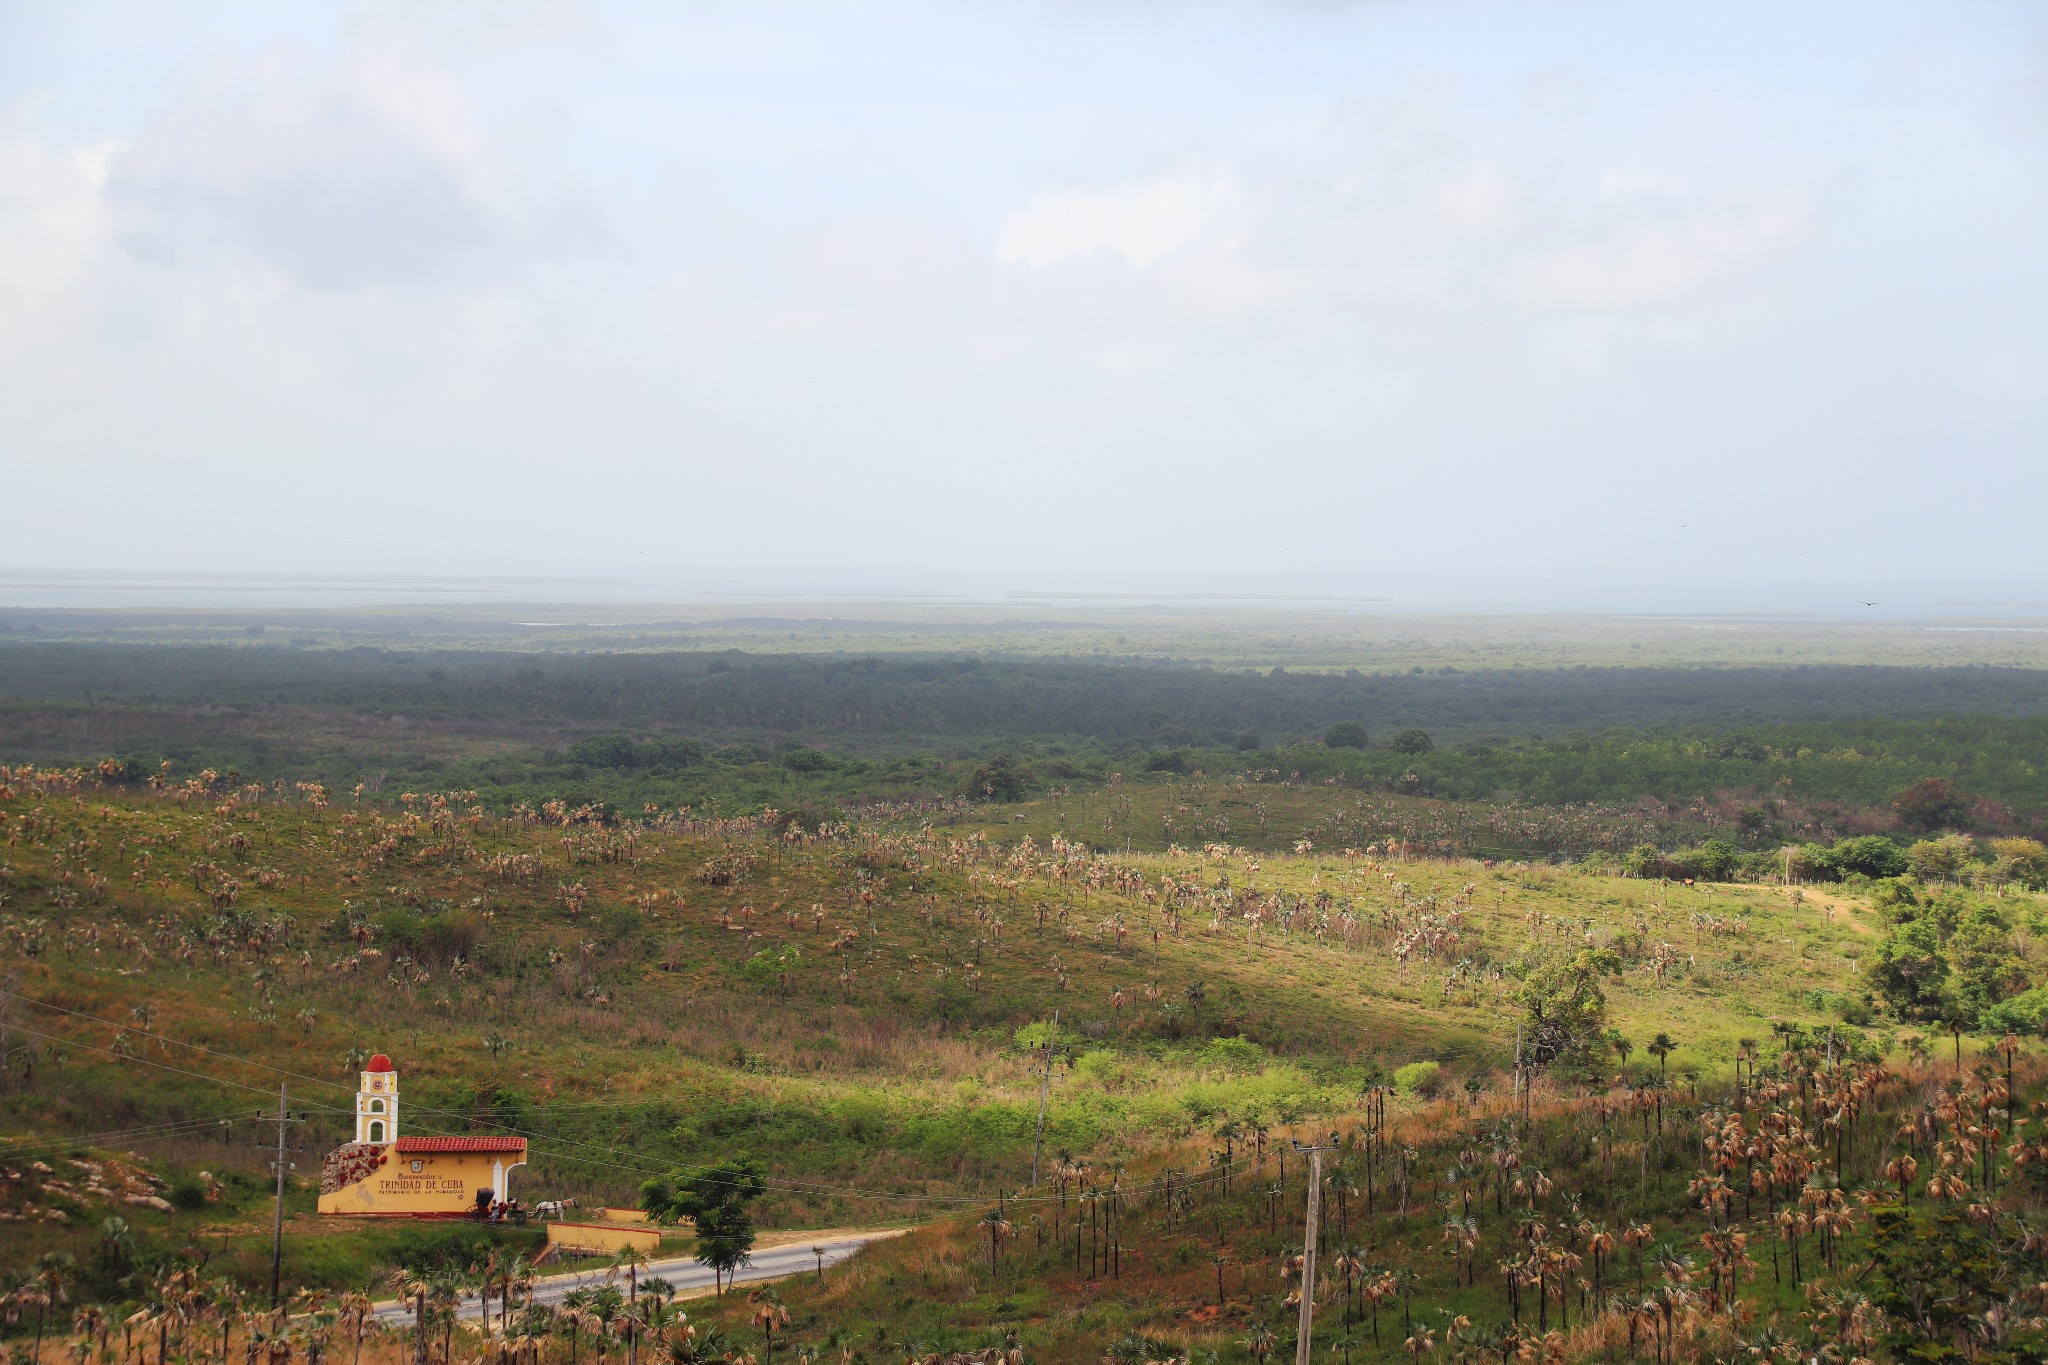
xmin=2 ymin=644 xmax=2045 ymax=831
xmin=6 ymin=643 xmax=2048 ymax=738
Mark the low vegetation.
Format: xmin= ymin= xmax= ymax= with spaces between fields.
xmin=1 ymin=615 xmax=2045 ymax=1364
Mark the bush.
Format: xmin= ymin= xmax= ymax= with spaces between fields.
xmin=1389 ymin=728 xmax=1435 ymax=755
xmin=1621 ymin=844 xmax=1665 ymax=879
xmin=1323 ymin=722 xmax=1369 ymax=750
xmin=1824 ymin=835 xmax=1910 ymax=881
xmin=965 ymin=753 xmax=1030 ymax=802
xmin=419 ymin=909 xmax=483 ymax=966
xmin=1991 ymin=837 xmax=2048 ymax=889
xmin=1894 ymin=778 xmax=1972 ymax=832
xmin=1668 ymin=839 xmax=1741 ymax=882
xmin=167 ymin=1177 xmax=209 ymax=1211
xmin=1200 ymin=1037 xmax=1266 ymax=1072
xmin=1984 ymin=986 xmax=2048 ymax=1036
xmin=1907 ymin=834 xmax=1979 ymax=884
xmin=385 ymin=1224 xmax=543 ymax=1273
xmin=1393 ymin=1060 xmax=1442 ymax=1097
xmin=1869 ymin=878 xmax=1921 ymax=921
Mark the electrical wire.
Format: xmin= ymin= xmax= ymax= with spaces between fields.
xmin=3 ymin=997 xmax=1283 ymax=1208
xmin=1 ymin=989 xmax=1281 ymax=1194
xmin=0 ymin=1116 xmax=246 ymax=1166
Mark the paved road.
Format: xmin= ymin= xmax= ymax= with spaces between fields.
xmin=370 ymin=1231 xmax=899 ymax=1326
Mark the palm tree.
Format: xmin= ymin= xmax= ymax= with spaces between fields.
xmin=27 ymin=1251 xmax=74 ymax=1361
xmin=1244 ymin=1117 xmax=1270 ymax=1182
xmin=1646 ymin=1033 xmax=1678 ymax=1083
xmin=640 ymin=1278 xmax=675 ymax=1326
xmin=561 ymin=1290 xmax=593 ymax=1365
xmin=1329 ymin=1246 xmax=1365 ymax=1340
xmin=71 ymin=1305 xmax=108 ymax=1365
xmin=588 ymin=1287 xmax=625 ymax=1365
xmin=470 ymin=1255 xmax=503 ymax=1334
xmin=336 ymin=1292 xmax=374 ymax=1365
xmin=1214 ymin=1120 xmax=1243 ymax=1195
xmin=1327 ymin=1167 xmax=1359 ymax=1244
xmin=978 ymin=1208 xmax=1014 ymax=1277
xmin=428 ymin=1269 xmax=465 ymax=1365
xmin=746 ymin=1291 xmax=788 ymax=1365
xmin=612 ymin=1244 xmax=651 ymax=1365
xmin=387 ymin=1270 xmax=432 ymax=1365
xmin=660 ymin=1321 xmax=727 ymax=1365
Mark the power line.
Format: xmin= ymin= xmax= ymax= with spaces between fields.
xmin=2 ymin=993 xmax=1267 ymax=1207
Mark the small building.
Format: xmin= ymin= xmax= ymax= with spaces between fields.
xmin=317 ymin=1053 xmax=528 ymax=1217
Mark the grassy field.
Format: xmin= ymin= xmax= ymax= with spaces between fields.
xmin=9 ymin=601 xmax=2048 ymax=670
xmin=0 ymin=612 xmax=2042 ymax=1365
xmin=0 ymin=765 xmax=1964 ymax=1293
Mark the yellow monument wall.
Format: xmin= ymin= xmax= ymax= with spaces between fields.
xmin=545 ymin=1221 xmax=664 ymax=1256
xmin=318 ymin=1149 xmax=520 ymax=1216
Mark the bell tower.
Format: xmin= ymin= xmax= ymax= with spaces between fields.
xmin=355 ymin=1053 xmax=398 ymax=1145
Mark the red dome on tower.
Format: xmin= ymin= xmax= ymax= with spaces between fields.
xmin=366 ymin=1054 xmax=394 ymax=1073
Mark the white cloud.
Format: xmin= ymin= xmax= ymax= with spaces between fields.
xmin=0 ymin=108 xmax=118 ymax=335
xmin=0 ymin=2 xmax=2040 ymax=601
xmin=1436 ymin=164 xmax=1515 ymax=234
xmin=996 ymin=166 xmax=1242 ymax=270
xmin=1523 ymin=188 xmax=1819 ymax=310
xmin=106 ymin=45 xmax=609 ymax=293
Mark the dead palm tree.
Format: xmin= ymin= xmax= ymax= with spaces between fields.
xmin=746 ymin=1291 xmax=788 ymax=1365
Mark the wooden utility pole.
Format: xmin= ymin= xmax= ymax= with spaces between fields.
xmin=267 ymin=1084 xmax=300 ymax=1308
xmin=1031 ymin=1011 xmax=1059 ymax=1185
xmin=1293 ymin=1138 xmax=1338 ymax=1365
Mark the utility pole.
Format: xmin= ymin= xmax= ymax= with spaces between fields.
xmin=1030 ymin=1010 xmax=1059 ymax=1185
xmin=266 ymin=1084 xmax=301 ymax=1308
xmin=1293 ymin=1137 xmax=1338 ymax=1365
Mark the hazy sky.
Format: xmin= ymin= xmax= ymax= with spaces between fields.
xmin=2 ymin=2 xmax=2044 ymax=610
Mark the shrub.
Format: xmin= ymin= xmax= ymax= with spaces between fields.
xmin=1991 ymin=837 xmax=2048 ymax=889
xmin=1621 ymin=844 xmax=1665 ymax=879
xmin=780 ymin=745 xmax=832 ymax=772
xmin=1870 ymin=878 xmax=1921 ymax=921
xmin=1668 ymin=839 xmax=1740 ymax=882
xmin=1389 ymin=728 xmax=1435 ymax=755
xmin=167 ymin=1177 xmax=209 ymax=1211
xmin=1825 ymin=836 xmax=1910 ymax=880
xmin=965 ymin=753 xmax=1030 ymax=802
xmin=385 ymin=1224 xmax=542 ymax=1273
xmin=1983 ymin=986 xmax=2048 ymax=1036
xmin=1907 ymin=834 xmax=1979 ymax=884
xmin=1200 ymin=1038 xmax=1266 ymax=1072
xmin=1323 ymin=722 xmax=1369 ymax=750
xmin=1894 ymin=778 xmax=1972 ymax=832
xmin=1393 ymin=1060 xmax=1441 ymax=1097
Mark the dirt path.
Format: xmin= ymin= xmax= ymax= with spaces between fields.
xmin=1776 ymin=885 xmax=1877 ymax=935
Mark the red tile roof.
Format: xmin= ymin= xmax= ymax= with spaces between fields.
xmin=366 ymin=1054 xmax=394 ymax=1072
xmin=393 ymin=1136 xmax=527 ymax=1154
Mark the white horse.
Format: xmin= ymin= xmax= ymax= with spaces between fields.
xmin=533 ymin=1198 xmax=578 ymax=1220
